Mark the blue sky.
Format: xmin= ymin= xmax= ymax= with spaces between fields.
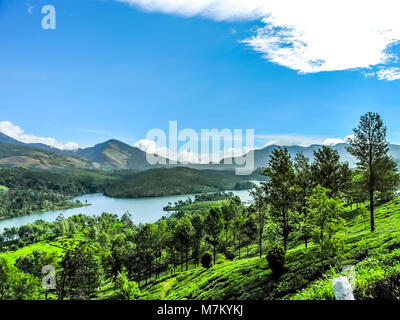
xmin=1 ymin=0 xmax=400 ymax=154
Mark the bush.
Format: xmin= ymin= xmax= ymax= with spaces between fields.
xmin=266 ymin=244 xmax=285 ymax=276
xmin=201 ymin=251 xmax=213 ymax=269
xmin=113 ymin=271 xmax=140 ymax=300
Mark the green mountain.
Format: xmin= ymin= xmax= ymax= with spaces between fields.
xmin=0 ymin=142 xmax=100 ymax=171
xmin=104 ymin=167 xmax=252 ymax=198
xmin=75 ymin=139 xmax=170 ymax=171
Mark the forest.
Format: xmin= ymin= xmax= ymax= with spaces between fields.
xmin=0 ymin=169 xmax=116 ymax=219
xmin=0 ymin=112 xmax=400 ymax=300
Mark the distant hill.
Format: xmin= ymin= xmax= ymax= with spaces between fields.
xmin=0 ymin=134 xmax=169 ymax=171
xmin=74 ymin=139 xmax=172 ymax=171
xmin=0 ymin=142 xmax=100 ymax=171
xmin=217 ymin=143 xmax=400 ymax=172
xmin=0 ymin=132 xmax=72 ymax=155
xmin=104 ymin=167 xmax=253 ymax=198
xmin=2 ymin=131 xmax=400 ymax=174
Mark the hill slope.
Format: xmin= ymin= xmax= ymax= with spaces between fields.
xmin=0 ymin=142 xmax=100 ymax=171
xmin=140 ymin=197 xmax=400 ymax=300
xmin=75 ymin=139 xmax=171 ymax=171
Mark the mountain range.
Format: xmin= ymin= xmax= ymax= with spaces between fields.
xmin=1 ymin=131 xmax=400 ymax=173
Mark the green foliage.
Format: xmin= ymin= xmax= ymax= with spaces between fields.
xmin=204 ymin=207 xmax=225 ymax=264
xmin=0 ymin=256 xmax=44 ymax=300
xmin=266 ymin=244 xmax=285 ymax=276
xmin=58 ymin=241 xmax=103 ymax=300
xmin=306 ymin=185 xmax=344 ymax=267
xmin=113 ymin=271 xmax=140 ymax=300
xmin=346 ymin=112 xmax=390 ymax=232
xmin=201 ymin=251 xmax=213 ymax=269
xmin=311 ymin=146 xmax=351 ymax=198
xmin=262 ymin=147 xmax=296 ymax=251
xmin=0 ymin=168 xmax=114 ymax=219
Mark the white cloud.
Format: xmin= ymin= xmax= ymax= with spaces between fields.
xmin=0 ymin=121 xmax=79 ymax=150
xmin=134 ymin=139 xmax=170 ymax=158
xmin=376 ymin=67 xmax=400 ymax=81
xmin=257 ymin=134 xmax=354 ymax=147
xmin=118 ymin=0 xmax=268 ymax=21
xmin=118 ymin=0 xmax=400 ymax=79
xmin=133 ymin=138 xmax=250 ymax=163
xmin=134 ymin=135 xmax=352 ymax=164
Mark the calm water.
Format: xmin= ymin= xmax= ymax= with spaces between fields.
xmin=0 ymin=189 xmax=255 ymax=231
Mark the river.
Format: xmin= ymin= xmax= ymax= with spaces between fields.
xmin=0 ymin=189 xmax=255 ymax=231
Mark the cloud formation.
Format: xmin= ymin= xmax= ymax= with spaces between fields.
xmin=134 ymin=135 xmax=352 ymax=164
xmin=134 ymin=138 xmax=251 ymax=163
xmin=0 ymin=121 xmax=79 ymax=150
xmin=119 ymin=0 xmax=400 ymax=80
xmin=257 ymin=134 xmax=354 ymax=147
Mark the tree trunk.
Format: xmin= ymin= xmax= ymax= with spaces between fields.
xmin=370 ymin=187 xmax=375 ymax=232
xmin=181 ymin=248 xmax=183 ymax=272
xmin=185 ymin=244 xmax=188 ymax=271
xmin=238 ymin=236 xmax=241 ymax=259
xmin=213 ymin=243 xmax=216 ymax=265
xmin=259 ymin=209 xmax=263 ymax=259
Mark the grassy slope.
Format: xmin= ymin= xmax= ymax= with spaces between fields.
xmin=140 ymin=197 xmax=400 ymax=300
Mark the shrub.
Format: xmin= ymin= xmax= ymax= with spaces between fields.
xmin=201 ymin=251 xmax=213 ymax=269
xmin=266 ymin=244 xmax=285 ymax=276
xmin=113 ymin=271 xmax=140 ymax=300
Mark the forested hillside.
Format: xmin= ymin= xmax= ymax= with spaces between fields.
xmin=104 ymin=167 xmax=253 ymax=198
xmin=0 ymin=168 xmax=116 ymax=219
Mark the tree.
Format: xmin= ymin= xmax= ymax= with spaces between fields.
xmin=58 ymin=241 xmax=102 ymax=300
xmin=348 ymin=169 xmax=368 ymax=210
xmin=262 ymin=147 xmax=296 ymax=252
xmin=346 ymin=112 xmax=389 ymax=232
xmin=306 ymin=185 xmax=344 ymax=271
xmin=374 ymin=156 xmax=400 ymax=202
xmin=174 ymin=215 xmax=193 ymax=271
xmin=221 ymin=196 xmax=241 ymax=242
xmin=134 ymin=224 xmax=156 ymax=286
xmin=250 ymin=185 xmax=267 ymax=258
xmin=234 ymin=214 xmax=246 ymax=259
xmin=294 ymin=152 xmax=313 ymax=248
xmin=266 ymin=244 xmax=285 ymax=277
xmin=201 ymin=251 xmax=213 ymax=269
xmin=311 ymin=146 xmax=351 ymax=198
xmin=113 ymin=271 xmax=140 ymax=300
xmin=108 ymin=234 xmax=127 ymax=282
xmin=15 ymin=249 xmax=58 ymax=278
xmin=154 ymin=220 xmax=167 ymax=279
xmin=191 ymin=214 xmax=204 ymax=267
xmin=243 ymin=210 xmax=257 ymax=257
xmin=204 ymin=206 xmax=224 ymax=264
xmin=0 ymin=257 xmax=43 ymax=300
